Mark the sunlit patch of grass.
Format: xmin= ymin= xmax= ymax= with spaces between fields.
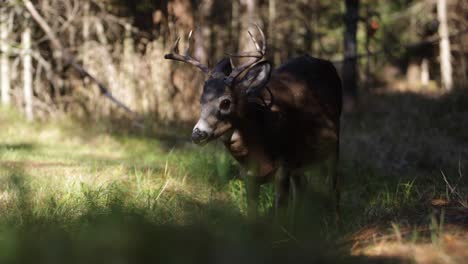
xmin=348 ymin=152 xmax=468 ymax=263
xmin=0 ymin=111 xmax=253 ymax=233
xmin=351 ymin=217 xmax=468 ymax=263
xmin=226 ymin=179 xmax=247 ymax=213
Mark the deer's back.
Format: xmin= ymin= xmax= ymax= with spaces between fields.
xmin=230 ymin=55 xmax=342 ymax=176
xmin=273 ymin=55 xmax=342 ymax=122
xmin=266 ymin=55 xmax=342 ymax=168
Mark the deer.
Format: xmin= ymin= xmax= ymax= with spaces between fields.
xmin=164 ymin=26 xmax=342 ymax=224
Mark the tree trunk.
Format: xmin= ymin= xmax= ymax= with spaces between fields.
xmin=239 ymin=0 xmax=259 ymax=61
xmin=342 ymin=0 xmax=359 ymax=111
xmin=364 ymin=4 xmax=371 ymax=91
xmin=82 ymin=0 xmax=91 ymax=67
xmin=421 ymin=58 xmax=429 ymax=88
xmin=230 ymin=0 xmax=240 ymax=53
xmin=152 ymin=39 xmax=174 ymax=121
xmin=0 ymin=8 xmax=11 ymax=107
xmin=268 ymin=0 xmax=280 ymax=65
xmin=200 ymin=0 xmax=213 ymax=64
xmin=22 ymin=25 xmax=33 ymax=120
xmin=312 ymin=0 xmax=319 ymax=56
xmin=407 ymin=60 xmax=420 ymax=89
xmin=460 ymin=33 xmax=466 ymax=88
xmin=294 ymin=0 xmax=307 ymax=53
xmin=122 ymin=23 xmax=136 ymax=109
xmin=437 ymin=0 xmax=453 ymax=90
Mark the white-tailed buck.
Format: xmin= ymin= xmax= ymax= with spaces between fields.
xmin=165 ymin=26 xmax=342 ymax=221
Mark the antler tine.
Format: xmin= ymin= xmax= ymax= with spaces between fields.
xmin=171 ymin=36 xmax=181 ymax=54
xmin=248 ymin=30 xmax=261 ymax=54
xmin=227 ymin=25 xmax=265 ymax=58
xmin=164 ymin=30 xmax=210 ymax=74
xmin=184 ymin=30 xmax=193 ymax=56
xmin=226 ymin=25 xmax=267 ymax=83
xmin=255 ymin=23 xmax=266 ymax=55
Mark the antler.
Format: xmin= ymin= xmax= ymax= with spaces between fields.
xmin=164 ymin=30 xmax=210 ymax=74
xmin=225 ymin=24 xmax=267 ymax=84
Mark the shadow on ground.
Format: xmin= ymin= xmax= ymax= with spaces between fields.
xmin=0 ymin=166 xmax=407 ymax=264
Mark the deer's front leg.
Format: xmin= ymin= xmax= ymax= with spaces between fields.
xmin=329 ymin=147 xmax=340 ymax=225
xmin=243 ymin=168 xmax=260 ymax=219
xmin=274 ymin=165 xmax=290 ymax=225
xmin=319 ymin=151 xmax=340 ymax=226
xmin=290 ymin=171 xmax=306 ymax=229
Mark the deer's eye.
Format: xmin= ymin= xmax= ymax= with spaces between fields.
xmin=219 ymin=99 xmax=231 ymax=111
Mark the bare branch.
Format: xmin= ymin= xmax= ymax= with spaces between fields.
xmin=23 ymin=0 xmax=140 ymax=122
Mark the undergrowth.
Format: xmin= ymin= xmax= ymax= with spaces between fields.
xmin=0 ymin=90 xmax=467 ymax=263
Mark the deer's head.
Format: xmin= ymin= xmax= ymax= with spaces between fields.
xmin=165 ymin=26 xmax=271 ymax=145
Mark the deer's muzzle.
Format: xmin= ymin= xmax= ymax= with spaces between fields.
xmin=192 ymin=128 xmax=209 ymax=145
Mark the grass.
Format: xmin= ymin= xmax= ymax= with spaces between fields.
xmin=0 ymin=89 xmax=467 ymax=263
xmin=342 ymin=89 xmax=468 ymax=263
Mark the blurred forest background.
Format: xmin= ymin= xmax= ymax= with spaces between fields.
xmin=0 ymin=0 xmax=466 ymax=122
xmin=0 ymin=0 xmax=467 ymax=263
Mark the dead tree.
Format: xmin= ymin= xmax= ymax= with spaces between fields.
xmin=342 ymin=0 xmax=359 ymax=111
xmin=437 ymin=0 xmax=453 ymax=90
xmin=0 ymin=7 xmax=11 ymax=107
xmin=22 ymin=18 xmax=33 ymax=120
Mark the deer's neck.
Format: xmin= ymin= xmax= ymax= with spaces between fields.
xmin=222 ymin=107 xmax=279 ymax=178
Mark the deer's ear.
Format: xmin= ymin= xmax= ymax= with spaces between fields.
xmin=212 ymin=58 xmax=233 ymax=77
xmin=235 ymin=61 xmax=271 ymax=94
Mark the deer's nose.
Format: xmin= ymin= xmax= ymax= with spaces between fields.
xmin=192 ymin=128 xmax=208 ymax=144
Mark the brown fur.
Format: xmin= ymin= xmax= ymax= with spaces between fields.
xmin=226 ymin=55 xmax=341 ymax=178
xmin=220 ymin=55 xmax=342 ymax=221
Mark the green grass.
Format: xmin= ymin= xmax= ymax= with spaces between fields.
xmin=0 ymin=118 xmax=231 ymax=222
xmin=0 ymin=89 xmax=467 ymax=263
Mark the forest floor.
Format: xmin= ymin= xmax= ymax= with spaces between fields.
xmin=0 ymin=89 xmax=467 ymax=263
